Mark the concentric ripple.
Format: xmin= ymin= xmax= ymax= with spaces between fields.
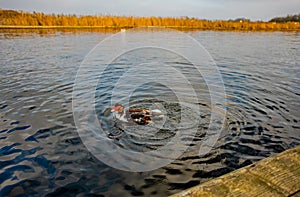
xmin=0 ymin=29 xmax=299 ymax=196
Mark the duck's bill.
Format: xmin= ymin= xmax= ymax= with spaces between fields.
xmin=111 ymin=106 xmax=119 ymax=112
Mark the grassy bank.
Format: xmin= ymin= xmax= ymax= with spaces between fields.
xmin=1 ymin=9 xmax=299 ymax=32
xmin=1 ymin=25 xmax=299 ymax=32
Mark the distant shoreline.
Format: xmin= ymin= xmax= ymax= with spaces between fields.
xmin=1 ymin=25 xmax=299 ymax=32
xmin=1 ymin=9 xmax=299 ymax=32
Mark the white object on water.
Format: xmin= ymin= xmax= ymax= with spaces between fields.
xmin=151 ymin=109 xmax=162 ymax=113
xmin=150 ymin=109 xmax=164 ymax=118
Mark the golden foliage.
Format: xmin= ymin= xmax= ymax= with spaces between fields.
xmin=0 ymin=9 xmax=299 ymax=31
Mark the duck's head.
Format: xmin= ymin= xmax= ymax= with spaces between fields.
xmin=111 ymin=103 xmax=124 ymax=113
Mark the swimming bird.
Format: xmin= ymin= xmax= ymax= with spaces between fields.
xmin=111 ymin=103 xmax=164 ymax=125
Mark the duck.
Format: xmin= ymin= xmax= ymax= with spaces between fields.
xmin=111 ymin=103 xmax=164 ymax=125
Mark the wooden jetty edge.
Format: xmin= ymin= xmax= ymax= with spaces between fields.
xmin=171 ymin=146 xmax=300 ymax=197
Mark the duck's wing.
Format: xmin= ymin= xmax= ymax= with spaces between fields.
xmin=130 ymin=113 xmax=152 ymax=125
xmin=130 ymin=113 xmax=150 ymax=119
xmin=128 ymin=108 xmax=150 ymax=114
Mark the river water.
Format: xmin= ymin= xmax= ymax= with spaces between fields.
xmin=0 ymin=29 xmax=299 ymax=196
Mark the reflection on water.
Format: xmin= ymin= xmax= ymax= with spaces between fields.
xmin=0 ymin=28 xmax=123 ymax=38
xmin=0 ymin=29 xmax=299 ymax=196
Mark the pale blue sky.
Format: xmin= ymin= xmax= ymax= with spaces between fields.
xmin=0 ymin=0 xmax=299 ymax=21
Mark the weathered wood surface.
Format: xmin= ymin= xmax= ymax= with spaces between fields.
xmin=171 ymin=146 xmax=300 ymax=197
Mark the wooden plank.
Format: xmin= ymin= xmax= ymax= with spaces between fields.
xmin=248 ymin=149 xmax=300 ymax=195
xmin=170 ymin=146 xmax=300 ymax=197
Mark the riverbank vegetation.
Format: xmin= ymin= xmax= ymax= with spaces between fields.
xmin=1 ymin=9 xmax=299 ymax=31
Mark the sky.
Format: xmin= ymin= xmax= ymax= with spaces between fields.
xmin=0 ymin=0 xmax=299 ymax=21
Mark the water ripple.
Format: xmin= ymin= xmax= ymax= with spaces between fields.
xmin=0 ymin=30 xmax=299 ymax=196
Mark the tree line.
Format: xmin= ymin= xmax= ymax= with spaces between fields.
xmin=270 ymin=14 xmax=300 ymax=23
xmin=1 ymin=9 xmax=299 ymax=31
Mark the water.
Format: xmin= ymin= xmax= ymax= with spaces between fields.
xmin=0 ymin=29 xmax=299 ymax=196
